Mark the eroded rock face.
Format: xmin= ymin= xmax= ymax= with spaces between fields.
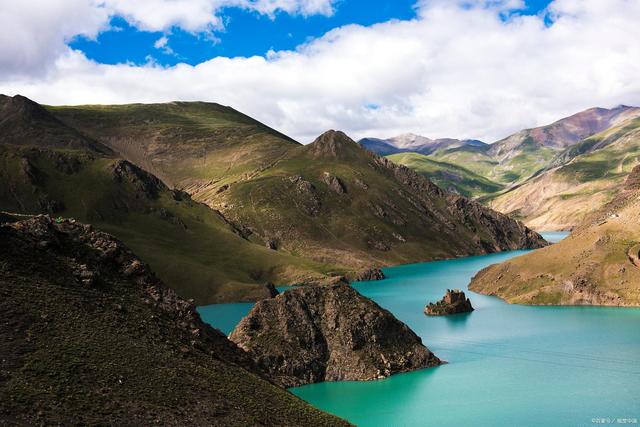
xmin=229 ymin=283 xmax=442 ymax=387
xmin=264 ymin=282 xmax=280 ymax=298
xmin=354 ymin=268 xmax=385 ymax=282
xmin=425 ymin=289 xmax=474 ymax=316
xmin=321 ymin=172 xmax=347 ymax=194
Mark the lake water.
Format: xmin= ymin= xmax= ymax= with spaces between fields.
xmin=198 ymin=233 xmax=640 ymax=426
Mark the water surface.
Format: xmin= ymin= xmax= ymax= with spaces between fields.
xmin=198 ymin=233 xmax=640 ymax=426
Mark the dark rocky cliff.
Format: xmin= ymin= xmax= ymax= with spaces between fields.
xmin=230 ymin=283 xmax=442 ymax=387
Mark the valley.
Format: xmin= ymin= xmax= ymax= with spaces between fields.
xmin=373 ymin=105 xmax=640 ymax=231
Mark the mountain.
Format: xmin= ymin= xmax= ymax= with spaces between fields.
xmin=0 ymin=95 xmax=342 ymax=304
xmin=386 ymin=152 xmax=504 ymax=197
xmin=0 ymin=215 xmax=348 ymax=425
xmin=489 ymin=115 xmax=640 ymax=230
xmin=229 ymin=283 xmax=442 ymax=387
xmin=42 ymin=100 xmax=546 ymax=267
xmin=487 ymin=105 xmax=640 ymax=161
xmin=0 ymin=95 xmax=545 ymax=303
xmin=390 ymin=106 xmax=640 ymax=201
xmin=469 ymin=165 xmax=640 ymax=306
xmin=359 ymin=133 xmax=486 ymax=156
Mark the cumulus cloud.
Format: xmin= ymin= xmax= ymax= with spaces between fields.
xmin=1 ymin=0 xmax=639 ymax=143
xmin=0 ymin=0 xmax=336 ymax=78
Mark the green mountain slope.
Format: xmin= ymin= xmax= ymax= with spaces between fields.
xmin=0 ymin=215 xmax=348 ymax=426
xmin=204 ymin=130 xmax=545 ymax=268
xmin=387 ymin=152 xmax=504 ymax=197
xmin=469 ymin=166 xmax=640 ymax=306
xmin=0 ymin=96 xmax=339 ymax=304
xmin=49 ymin=101 xmax=299 ymax=191
xmin=389 ymin=106 xmax=640 ymax=200
xmin=1 ymin=95 xmax=546 ymax=301
xmin=489 ymin=116 xmax=640 ymax=230
xmin=44 ymin=99 xmax=546 ymax=267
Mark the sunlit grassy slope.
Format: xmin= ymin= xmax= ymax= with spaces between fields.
xmin=489 ymin=117 xmax=640 ymax=230
xmin=470 ymin=165 xmax=640 ymax=306
xmin=387 ymin=152 xmax=504 ymax=197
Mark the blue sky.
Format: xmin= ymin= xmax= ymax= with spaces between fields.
xmin=3 ymin=0 xmax=637 ymax=143
xmin=70 ymin=0 xmax=553 ymax=67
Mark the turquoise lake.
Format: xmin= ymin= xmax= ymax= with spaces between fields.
xmin=198 ymin=233 xmax=640 ymax=426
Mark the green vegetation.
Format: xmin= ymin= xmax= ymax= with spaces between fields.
xmin=470 ymin=164 xmax=640 ymax=306
xmin=390 ymin=141 xmax=555 ymax=199
xmin=387 ymin=152 xmax=504 ymax=197
xmin=0 ymin=145 xmax=337 ymax=304
xmin=1 ymin=95 xmax=545 ymax=304
xmin=50 ymin=102 xmax=299 ymax=188
xmin=490 ymin=117 xmax=640 ymax=230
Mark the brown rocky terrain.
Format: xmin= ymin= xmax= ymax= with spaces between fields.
xmin=229 ymin=283 xmax=442 ymax=387
xmin=469 ymin=166 xmax=640 ymax=306
xmin=0 ymin=215 xmax=348 ymax=426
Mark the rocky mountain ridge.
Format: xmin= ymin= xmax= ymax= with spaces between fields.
xmin=29 ymin=98 xmax=547 ymax=275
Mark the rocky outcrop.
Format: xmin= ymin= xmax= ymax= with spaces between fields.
xmin=0 ymin=216 xmax=348 ymax=426
xmin=321 ymin=172 xmax=347 ymax=194
xmin=354 ymin=267 xmax=386 ymax=282
xmin=624 ymin=165 xmax=640 ymax=190
xmin=111 ymin=159 xmax=165 ymax=199
xmin=288 ymin=175 xmax=321 ymax=216
xmin=264 ymin=282 xmax=280 ymax=298
xmin=229 ymin=283 xmax=442 ymax=387
xmin=425 ymin=289 xmax=474 ymax=316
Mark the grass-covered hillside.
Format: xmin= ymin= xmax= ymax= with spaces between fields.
xmin=0 ymin=215 xmax=349 ymax=426
xmin=42 ymin=99 xmax=546 ymax=269
xmin=1 ymin=94 xmax=546 ymax=302
xmin=490 ymin=116 xmax=640 ymax=230
xmin=385 ymin=106 xmax=640 ymax=231
xmin=387 ymin=152 xmax=504 ymax=197
xmin=469 ymin=165 xmax=640 ymax=306
xmin=0 ymin=95 xmax=341 ymax=304
xmin=50 ymin=101 xmax=299 ymax=191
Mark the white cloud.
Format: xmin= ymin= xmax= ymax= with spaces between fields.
xmin=101 ymin=0 xmax=337 ymax=32
xmin=0 ymin=0 xmax=336 ymax=78
xmin=153 ymin=35 xmax=176 ymax=56
xmin=1 ymin=0 xmax=639 ymax=143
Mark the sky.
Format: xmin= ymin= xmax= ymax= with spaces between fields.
xmin=1 ymin=0 xmax=639 ymax=143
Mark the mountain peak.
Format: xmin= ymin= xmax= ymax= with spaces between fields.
xmin=308 ymin=130 xmax=360 ymax=157
xmin=0 ymin=94 xmax=52 ymax=122
xmin=0 ymin=94 xmax=110 ymax=153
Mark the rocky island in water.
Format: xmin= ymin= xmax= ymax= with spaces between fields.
xmin=425 ymin=289 xmax=474 ymax=316
xmin=230 ymin=283 xmax=443 ymax=387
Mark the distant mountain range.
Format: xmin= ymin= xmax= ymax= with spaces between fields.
xmin=359 ymin=133 xmax=486 ymax=156
xmin=373 ymin=105 xmax=640 ymax=230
